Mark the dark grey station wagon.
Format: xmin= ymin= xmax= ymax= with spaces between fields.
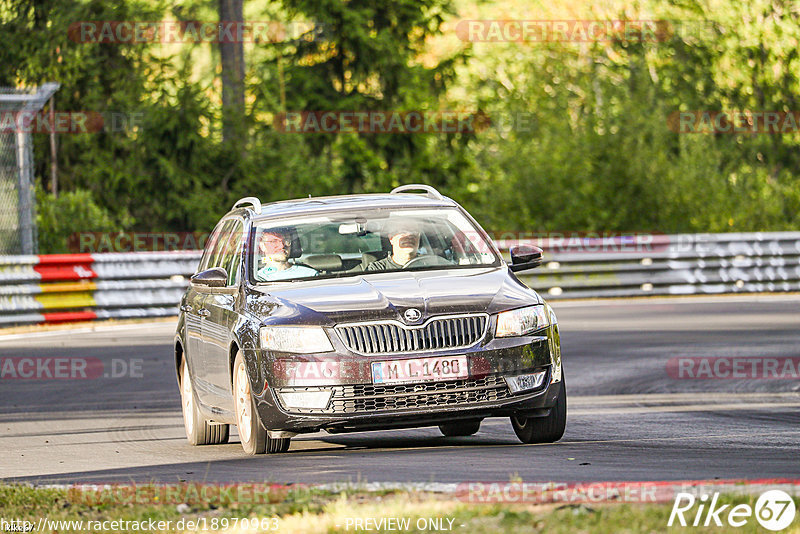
xmin=175 ymin=184 xmax=565 ymax=454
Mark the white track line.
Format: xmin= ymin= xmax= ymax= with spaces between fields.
xmin=551 ymin=293 xmax=800 ymax=307
xmin=570 ymin=392 xmax=800 ymax=404
xmin=0 ymin=321 xmax=176 ymax=341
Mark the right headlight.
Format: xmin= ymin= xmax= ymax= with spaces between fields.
xmin=495 ymin=305 xmax=549 ymax=337
xmin=260 ymin=326 xmax=334 ymax=353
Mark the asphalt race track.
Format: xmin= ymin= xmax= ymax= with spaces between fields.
xmin=2 ymin=295 xmax=799 ymax=485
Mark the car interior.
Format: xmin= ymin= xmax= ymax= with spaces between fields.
xmin=252 ymin=217 xmax=488 ymax=280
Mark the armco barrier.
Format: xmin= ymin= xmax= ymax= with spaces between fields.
xmin=0 ymin=233 xmax=798 ymax=326
xmin=0 ymin=252 xmax=200 ymax=326
xmin=509 ymin=232 xmax=800 ymax=299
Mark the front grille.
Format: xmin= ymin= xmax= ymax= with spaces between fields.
xmin=277 ymin=374 xmax=512 ymax=414
xmin=335 ymin=314 xmax=488 ymax=354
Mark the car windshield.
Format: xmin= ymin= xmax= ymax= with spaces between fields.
xmin=250 ymin=208 xmax=500 ymax=282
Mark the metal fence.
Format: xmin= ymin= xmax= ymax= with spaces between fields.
xmin=0 ymin=83 xmax=60 ymax=255
xmin=510 ymin=232 xmax=800 ymax=298
xmin=0 ymin=232 xmax=798 ymax=326
xmin=0 ymin=251 xmax=199 ymax=326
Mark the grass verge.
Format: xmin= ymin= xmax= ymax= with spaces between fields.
xmin=0 ymin=484 xmax=797 ymax=533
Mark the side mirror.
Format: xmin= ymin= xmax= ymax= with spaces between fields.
xmin=509 ymin=245 xmax=543 ymax=272
xmin=191 ymin=267 xmax=228 ymax=287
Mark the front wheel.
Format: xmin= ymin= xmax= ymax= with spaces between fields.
xmin=181 ymin=358 xmax=229 ymax=445
xmin=233 ymin=351 xmax=290 ymax=455
xmin=511 ymin=377 xmax=567 ymax=444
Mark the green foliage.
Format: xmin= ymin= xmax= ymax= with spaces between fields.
xmin=35 ymin=185 xmax=129 ymax=253
xmin=455 ymin=0 xmax=800 ymax=232
xmin=252 ymin=0 xmax=469 ymax=194
xmin=2 ymin=0 xmax=799 ymax=253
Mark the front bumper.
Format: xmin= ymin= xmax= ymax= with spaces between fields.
xmin=251 ymin=331 xmax=562 ymax=434
xmin=258 ymin=377 xmax=560 ymax=434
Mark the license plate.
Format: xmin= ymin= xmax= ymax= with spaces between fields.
xmin=371 ymin=355 xmax=469 ymax=385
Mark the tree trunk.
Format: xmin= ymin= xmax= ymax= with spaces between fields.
xmin=219 ymin=0 xmax=245 ymax=146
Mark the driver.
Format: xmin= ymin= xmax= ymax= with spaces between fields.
xmin=366 ymin=221 xmax=422 ymax=271
xmin=256 ymin=229 xmax=317 ymax=281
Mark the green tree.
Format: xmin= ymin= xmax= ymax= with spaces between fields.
xmin=254 ymin=0 xmax=471 ymax=194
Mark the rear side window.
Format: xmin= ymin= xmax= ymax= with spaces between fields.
xmin=220 ymin=221 xmax=245 ymax=285
xmin=199 ymin=220 xmax=233 ymax=272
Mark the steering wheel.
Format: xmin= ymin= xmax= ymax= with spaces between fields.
xmin=403 ymin=255 xmax=453 ymax=269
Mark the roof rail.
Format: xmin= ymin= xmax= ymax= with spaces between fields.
xmin=389 ymin=184 xmax=444 ymax=200
xmin=232 ymin=196 xmax=262 ymax=214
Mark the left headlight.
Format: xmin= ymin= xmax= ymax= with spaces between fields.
xmin=260 ymin=326 xmax=334 ymax=353
xmin=495 ymin=305 xmax=550 ymax=337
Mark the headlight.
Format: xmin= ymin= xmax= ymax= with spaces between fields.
xmin=260 ymin=326 xmax=334 ymax=353
xmin=495 ymin=305 xmax=549 ymax=337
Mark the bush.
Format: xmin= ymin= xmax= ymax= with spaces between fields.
xmin=35 ymin=187 xmax=129 ymax=254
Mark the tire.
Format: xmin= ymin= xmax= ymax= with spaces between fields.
xmin=439 ymin=420 xmax=481 ymax=437
xmin=181 ymin=358 xmax=229 ymax=445
xmin=233 ymin=351 xmax=291 ymax=455
xmin=268 ymin=436 xmax=291 ymax=454
xmin=511 ymin=376 xmax=567 ymax=444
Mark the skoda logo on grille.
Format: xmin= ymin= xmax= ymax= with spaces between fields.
xmin=403 ymin=308 xmax=422 ymax=324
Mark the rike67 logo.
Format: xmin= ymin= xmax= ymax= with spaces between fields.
xmin=669 ymin=490 xmax=796 ymax=531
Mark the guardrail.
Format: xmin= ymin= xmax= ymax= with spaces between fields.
xmin=0 ymin=252 xmax=200 ymax=326
xmin=510 ymin=232 xmax=800 ymax=299
xmin=0 ymin=233 xmax=797 ymax=326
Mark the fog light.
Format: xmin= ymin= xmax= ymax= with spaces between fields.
xmin=278 ymin=389 xmax=332 ymax=410
xmin=504 ymin=371 xmax=547 ymax=394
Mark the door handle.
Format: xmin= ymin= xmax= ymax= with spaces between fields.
xmin=180 ymin=304 xmax=193 ymax=313
xmin=197 ymin=308 xmax=211 ymax=318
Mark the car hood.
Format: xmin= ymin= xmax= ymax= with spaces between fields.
xmin=247 ymin=267 xmax=541 ymax=325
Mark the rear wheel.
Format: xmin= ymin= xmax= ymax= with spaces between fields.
xmin=181 ymin=359 xmax=229 ymax=445
xmin=233 ymin=351 xmax=290 ymax=455
xmin=439 ymin=420 xmax=481 ymax=437
xmin=511 ymin=377 xmax=567 ymax=444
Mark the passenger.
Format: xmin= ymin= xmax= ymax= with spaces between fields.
xmin=256 ymin=230 xmax=317 ymax=281
xmin=366 ymin=221 xmax=422 ymax=271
